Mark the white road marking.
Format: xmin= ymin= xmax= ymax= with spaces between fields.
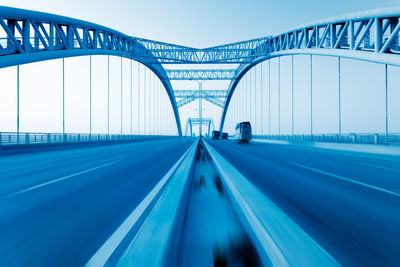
xmin=7 ymin=160 xmax=121 ymax=197
xmin=288 ymin=161 xmax=400 ymax=197
xmin=85 ymin=141 xmax=198 ymax=267
xmin=204 ymin=141 xmax=338 ymax=266
xmin=354 ymin=160 xmax=400 ymax=174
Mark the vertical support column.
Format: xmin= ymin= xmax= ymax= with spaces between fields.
xmin=261 ymin=63 xmax=263 ymax=135
xmin=246 ymin=74 xmax=249 ymax=120
xmin=121 ymin=57 xmax=123 ymax=135
xmin=162 ymin=88 xmax=165 ymax=135
xmin=310 ymin=55 xmax=313 ymax=140
xmin=148 ymin=73 xmax=151 ymax=135
xmin=63 ymin=58 xmax=65 ymax=140
xmin=89 ymin=55 xmax=92 ymax=138
xmin=243 ymin=80 xmax=245 ymax=121
xmin=152 ymin=76 xmax=154 ymax=135
xmin=17 ymin=65 xmax=20 ymax=144
xmin=385 ymin=64 xmax=388 ymax=144
xmin=255 ymin=65 xmax=257 ymax=135
xmin=278 ymin=57 xmax=281 ymax=136
xmin=239 ymin=83 xmax=241 ymax=121
xmin=268 ymin=60 xmax=271 ymax=136
xmin=349 ymin=21 xmax=355 ymax=50
xmin=375 ymin=18 xmax=382 ymax=53
xmin=338 ymin=57 xmax=342 ymax=141
xmin=291 ymin=55 xmax=294 ymax=137
xmin=107 ymin=55 xmax=110 ymax=136
xmin=250 ymin=68 xmax=252 ymax=125
xmin=137 ymin=63 xmax=140 ymax=135
xmin=199 ymin=82 xmax=202 ymax=137
xmin=130 ymin=60 xmax=133 ymax=135
xmin=144 ymin=67 xmax=146 ymax=135
xmin=158 ymin=81 xmax=160 ymax=135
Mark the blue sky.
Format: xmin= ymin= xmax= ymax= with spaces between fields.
xmin=1 ymin=0 xmax=400 ymax=136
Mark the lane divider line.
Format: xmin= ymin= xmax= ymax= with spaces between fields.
xmin=6 ymin=160 xmax=121 ymax=197
xmin=204 ymin=140 xmax=339 ymax=267
xmin=85 ymin=140 xmax=198 ymax=267
xmin=353 ymin=160 xmax=400 ymax=174
xmin=115 ymin=139 xmax=198 ymax=266
xmin=288 ymin=160 xmax=400 ymax=197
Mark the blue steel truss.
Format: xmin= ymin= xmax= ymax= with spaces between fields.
xmin=176 ymin=97 xmax=225 ymax=108
xmin=184 ymin=118 xmax=215 ymax=136
xmin=175 ymin=90 xmax=226 ymax=108
xmin=166 ymin=69 xmax=236 ymax=80
xmin=2 ymin=6 xmax=400 ymax=134
xmin=174 ymin=90 xmax=227 ymax=98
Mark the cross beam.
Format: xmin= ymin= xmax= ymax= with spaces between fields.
xmin=166 ymin=69 xmax=236 ymax=80
xmin=176 ymin=97 xmax=225 ymax=108
xmin=185 ymin=118 xmax=215 ymax=136
xmin=175 ymin=90 xmax=227 ymax=108
xmin=174 ymin=90 xmax=227 ymax=98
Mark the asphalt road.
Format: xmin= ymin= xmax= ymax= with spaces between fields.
xmin=207 ymin=139 xmax=400 ymax=266
xmin=0 ymin=138 xmax=194 ymax=266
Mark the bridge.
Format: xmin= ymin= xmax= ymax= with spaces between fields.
xmin=0 ymin=5 xmax=399 ymax=266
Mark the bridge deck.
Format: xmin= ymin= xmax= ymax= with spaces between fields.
xmin=0 ymin=138 xmax=399 ymax=265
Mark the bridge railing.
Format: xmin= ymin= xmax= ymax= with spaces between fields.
xmin=253 ymin=133 xmax=400 ymax=145
xmin=0 ymin=132 xmax=174 ymax=146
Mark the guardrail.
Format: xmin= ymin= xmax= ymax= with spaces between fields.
xmin=253 ymin=133 xmax=400 ymax=145
xmin=203 ymin=140 xmax=338 ymax=266
xmin=86 ymin=139 xmax=199 ymax=266
xmin=0 ymin=132 xmax=176 ymax=146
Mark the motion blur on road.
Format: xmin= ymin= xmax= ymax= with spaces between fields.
xmin=0 ymin=138 xmax=399 ymax=266
xmin=0 ymin=138 xmax=193 ymax=266
xmin=207 ymin=139 xmax=400 ymax=266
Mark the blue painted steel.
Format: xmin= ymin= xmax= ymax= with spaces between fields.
xmin=166 ymin=69 xmax=236 ymax=80
xmin=2 ymin=6 xmax=400 ymax=134
xmin=184 ymin=118 xmax=215 ymax=136
xmin=0 ymin=6 xmax=183 ymax=136
xmin=175 ymin=90 xmax=227 ymax=108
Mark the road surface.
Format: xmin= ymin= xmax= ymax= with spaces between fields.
xmin=0 ymin=138 xmax=194 ymax=266
xmin=207 ymin=139 xmax=400 ymax=266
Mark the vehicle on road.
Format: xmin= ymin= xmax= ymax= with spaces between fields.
xmin=221 ymin=132 xmax=228 ymax=140
xmin=212 ymin=131 xmax=221 ymax=140
xmin=235 ymin=122 xmax=252 ymax=144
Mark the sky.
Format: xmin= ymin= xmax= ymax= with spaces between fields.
xmin=0 ymin=0 xmax=400 ymax=136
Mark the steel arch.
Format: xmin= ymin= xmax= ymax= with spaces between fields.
xmin=3 ymin=6 xmax=400 ymax=135
xmin=0 ymin=6 xmax=183 ymax=136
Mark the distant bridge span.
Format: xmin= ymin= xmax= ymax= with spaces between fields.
xmin=1 ymin=6 xmax=400 ymax=135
